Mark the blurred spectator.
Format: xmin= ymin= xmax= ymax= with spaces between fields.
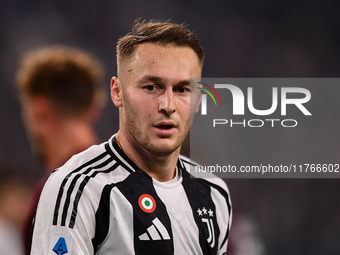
xmin=228 ymin=206 xmax=266 ymax=255
xmin=15 ymin=45 xmax=105 ymax=255
xmin=0 ymin=173 xmax=30 ymax=255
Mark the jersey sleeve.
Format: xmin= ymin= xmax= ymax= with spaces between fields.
xmin=31 ymin=170 xmax=97 ymax=255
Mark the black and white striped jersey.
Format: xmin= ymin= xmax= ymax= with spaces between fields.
xmin=31 ymin=135 xmax=232 ymax=255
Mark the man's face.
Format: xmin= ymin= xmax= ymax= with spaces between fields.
xmin=113 ymin=43 xmax=202 ymax=157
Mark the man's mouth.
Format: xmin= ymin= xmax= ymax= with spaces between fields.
xmin=156 ymin=124 xmax=174 ymax=130
xmin=153 ymin=122 xmax=176 ymax=136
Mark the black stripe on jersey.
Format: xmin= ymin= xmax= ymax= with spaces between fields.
xmin=62 ymin=141 xmax=137 ymax=228
xmin=180 ymin=157 xmax=232 ymax=251
xmin=117 ymin=170 xmax=174 ymax=255
xmin=68 ymin=162 xmax=120 ymax=228
xmin=54 ymin=140 xmax=137 ymax=228
xmin=61 ymin=158 xmax=112 ymax=228
xmin=181 ymin=165 xmax=220 ymax=255
xmin=104 ymin=143 xmax=134 ymax=175
xmin=60 ymin=156 xmax=115 ymax=227
xmin=106 ymin=137 xmax=139 ymax=171
xmin=179 ymin=157 xmax=200 ymax=169
xmin=201 ymin=179 xmax=231 ymax=249
xmin=53 ymin=151 xmax=109 ymax=225
xmin=104 ymin=144 xmax=135 ymax=173
xmin=92 ymin=183 xmax=116 ymax=253
xmin=177 ymin=157 xmax=186 ymax=170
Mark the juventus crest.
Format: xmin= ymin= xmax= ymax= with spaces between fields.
xmin=197 ymin=207 xmax=215 ymax=248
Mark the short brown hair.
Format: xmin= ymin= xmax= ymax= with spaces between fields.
xmin=117 ymin=20 xmax=204 ymax=65
xmin=16 ymin=45 xmax=105 ymax=116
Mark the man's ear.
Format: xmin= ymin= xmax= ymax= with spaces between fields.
xmin=110 ymin=77 xmax=122 ymax=107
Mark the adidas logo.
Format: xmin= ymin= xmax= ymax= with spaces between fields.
xmin=138 ymin=217 xmax=171 ymax=241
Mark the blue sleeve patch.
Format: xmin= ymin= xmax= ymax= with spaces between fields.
xmin=53 ymin=237 xmax=68 ymax=255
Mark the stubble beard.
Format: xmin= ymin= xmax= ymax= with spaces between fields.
xmin=123 ymin=102 xmax=191 ymax=158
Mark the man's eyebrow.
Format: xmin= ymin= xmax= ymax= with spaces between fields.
xmin=140 ymin=75 xmax=191 ymax=86
xmin=141 ymin=75 xmax=163 ymax=83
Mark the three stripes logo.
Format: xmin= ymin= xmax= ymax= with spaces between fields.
xmin=138 ymin=217 xmax=171 ymax=241
xmin=197 ymin=82 xmax=223 ymax=115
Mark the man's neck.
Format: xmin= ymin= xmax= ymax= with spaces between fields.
xmin=44 ymin=120 xmax=98 ymax=172
xmin=116 ymin=131 xmax=179 ymax=182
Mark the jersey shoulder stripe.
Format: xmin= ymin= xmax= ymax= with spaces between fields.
xmin=105 ymin=136 xmax=139 ymax=172
xmin=67 ymin=160 xmax=121 ymax=228
xmin=52 ymin=144 xmax=110 ymax=226
xmin=52 ymin=137 xmax=136 ymax=228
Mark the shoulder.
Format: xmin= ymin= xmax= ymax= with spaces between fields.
xmin=47 ymin=138 xmax=127 ymax=188
xmin=40 ymin=138 xmax=132 ymax=208
xmin=58 ymin=142 xmax=109 ymax=174
xmin=42 ymin=143 xmax=105 ymax=194
xmin=39 ymin=141 xmax=110 ymax=203
xmin=36 ymin=139 xmax=133 ymax=229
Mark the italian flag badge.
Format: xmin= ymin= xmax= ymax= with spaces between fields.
xmin=138 ymin=194 xmax=156 ymax=213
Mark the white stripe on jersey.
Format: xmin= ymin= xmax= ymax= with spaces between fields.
xmin=99 ymin=186 xmax=135 ymax=254
xmin=153 ymin=176 xmax=203 ymax=255
xmin=210 ymin=184 xmax=232 ymax=253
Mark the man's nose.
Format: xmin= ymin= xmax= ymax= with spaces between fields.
xmin=159 ymin=88 xmax=175 ymax=115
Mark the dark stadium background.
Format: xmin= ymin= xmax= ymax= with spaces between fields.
xmin=1 ymin=1 xmax=340 ymax=254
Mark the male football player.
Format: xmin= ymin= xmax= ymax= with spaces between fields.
xmin=31 ymin=21 xmax=231 ymax=255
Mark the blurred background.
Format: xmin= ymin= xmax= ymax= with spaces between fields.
xmin=0 ymin=0 xmax=340 ymax=254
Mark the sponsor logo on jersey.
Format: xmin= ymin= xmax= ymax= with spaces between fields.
xmin=197 ymin=207 xmax=215 ymax=248
xmin=138 ymin=217 xmax=171 ymax=241
xmin=138 ymin=194 xmax=156 ymax=213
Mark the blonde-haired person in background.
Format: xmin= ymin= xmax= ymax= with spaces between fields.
xmin=16 ymin=45 xmax=105 ymax=255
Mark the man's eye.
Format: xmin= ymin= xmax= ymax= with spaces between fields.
xmin=176 ymin=87 xmax=190 ymax=93
xmin=145 ymin=85 xmax=156 ymax=91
